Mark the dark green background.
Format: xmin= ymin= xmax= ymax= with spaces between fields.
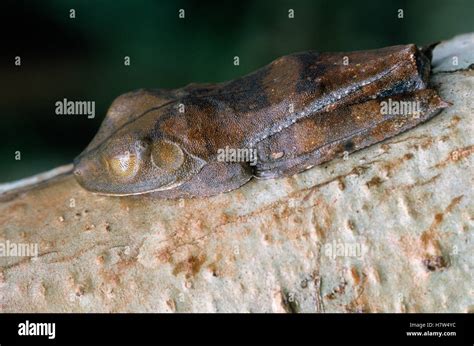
xmin=1 ymin=0 xmax=472 ymax=182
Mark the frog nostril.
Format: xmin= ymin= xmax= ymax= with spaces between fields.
xmin=73 ymin=169 xmax=82 ymax=176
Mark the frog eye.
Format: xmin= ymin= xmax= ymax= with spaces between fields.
xmin=107 ymin=150 xmax=139 ymax=179
xmin=151 ymin=140 xmax=184 ymax=171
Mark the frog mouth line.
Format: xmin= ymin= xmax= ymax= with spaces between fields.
xmin=85 ymin=179 xmax=185 ymax=196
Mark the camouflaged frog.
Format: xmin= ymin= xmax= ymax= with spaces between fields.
xmin=73 ymin=44 xmax=448 ymax=198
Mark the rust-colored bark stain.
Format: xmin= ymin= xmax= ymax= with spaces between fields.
xmin=418 ymin=195 xmax=463 ymax=270
xmin=413 ymin=137 xmax=434 ymax=150
xmin=346 ymin=219 xmax=357 ymax=232
xmin=389 ymin=173 xmax=440 ymax=192
xmin=325 ymin=279 xmax=348 ymax=300
xmin=432 ymin=145 xmax=474 ymax=169
xmin=422 ymin=255 xmax=449 ymax=271
xmin=351 ymin=267 xmax=361 ymax=286
xmin=366 ymin=176 xmax=384 ymax=189
xmin=345 ymin=271 xmax=370 ymax=313
xmin=206 ymin=262 xmax=221 ymax=277
xmin=172 ymin=254 xmax=207 ymax=278
xmin=447 ymin=115 xmax=461 ymax=129
xmin=337 ymin=176 xmax=346 ymax=190
xmin=381 ymin=152 xmax=414 ymax=177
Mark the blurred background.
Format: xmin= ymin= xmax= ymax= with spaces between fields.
xmin=0 ymin=0 xmax=472 ymax=182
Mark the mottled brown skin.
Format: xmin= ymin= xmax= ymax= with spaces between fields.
xmin=73 ymin=44 xmax=448 ymax=198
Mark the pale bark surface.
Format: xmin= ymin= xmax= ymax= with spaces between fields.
xmin=0 ymin=34 xmax=473 ymax=312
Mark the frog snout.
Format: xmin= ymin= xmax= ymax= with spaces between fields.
xmin=72 ymin=156 xmax=99 ymax=185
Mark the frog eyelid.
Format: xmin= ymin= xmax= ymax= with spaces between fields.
xmin=150 ymin=140 xmax=185 ymax=171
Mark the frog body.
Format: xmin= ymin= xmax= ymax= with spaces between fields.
xmin=73 ymin=44 xmax=447 ymax=198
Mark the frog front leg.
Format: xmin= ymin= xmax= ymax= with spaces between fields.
xmin=148 ymin=161 xmax=253 ymax=199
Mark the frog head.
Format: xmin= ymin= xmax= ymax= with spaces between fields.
xmin=73 ymin=114 xmax=206 ymax=196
